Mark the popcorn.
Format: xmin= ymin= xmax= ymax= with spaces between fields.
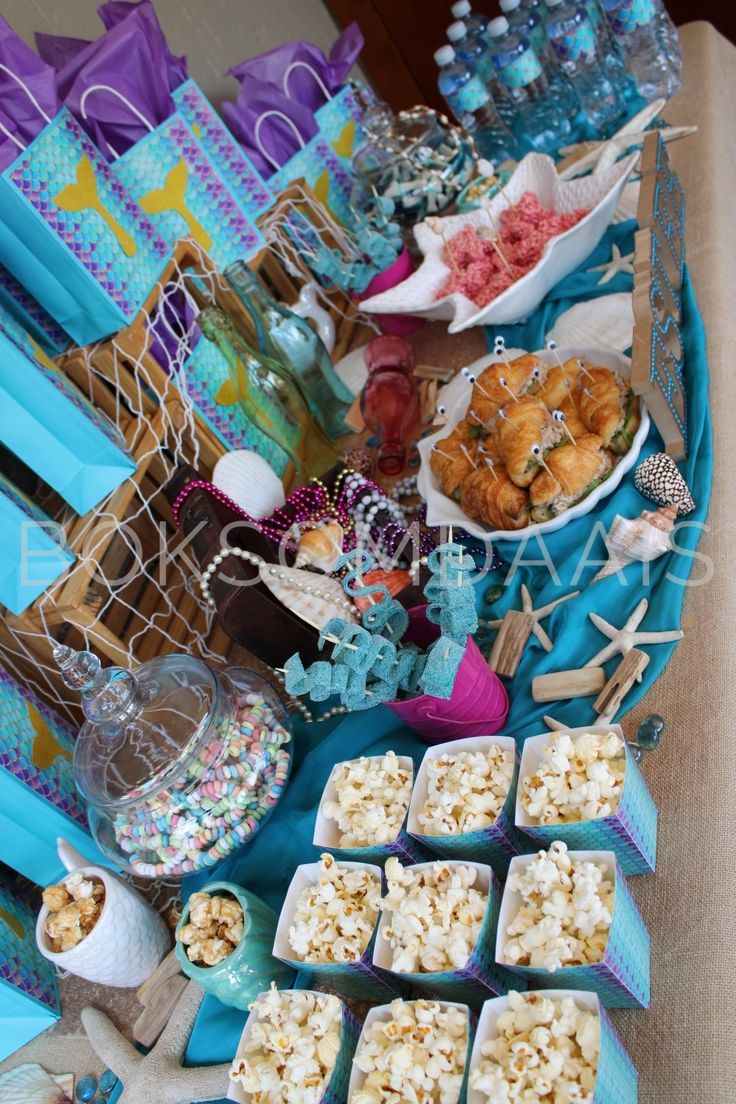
xmin=229 ymin=984 xmax=343 ymax=1104
xmin=351 ymin=999 xmax=468 ymax=1104
xmin=288 ymin=854 xmax=381 ymax=964
xmin=380 ymin=859 xmax=487 ymax=974
xmin=176 ymin=890 xmax=244 ymax=966
xmin=470 ymin=990 xmax=600 ymax=1103
xmin=416 ymin=747 xmax=514 ymax=836
xmin=521 ymin=730 xmax=625 ymax=824
xmin=43 ymin=875 xmax=105 ymax=952
xmin=322 ymin=753 xmax=413 ymax=847
xmin=502 ymin=843 xmax=614 ymax=972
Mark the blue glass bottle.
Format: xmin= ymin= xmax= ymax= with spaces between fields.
xmin=488 ymin=26 xmax=572 ymax=154
xmin=546 ymin=0 xmax=627 ymax=135
xmin=434 ymin=44 xmax=519 ymax=164
xmin=446 ymin=19 xmax=520 ymax=132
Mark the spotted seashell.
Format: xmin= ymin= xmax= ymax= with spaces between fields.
xmin=634 ymin=452 xmax=695 ymax=515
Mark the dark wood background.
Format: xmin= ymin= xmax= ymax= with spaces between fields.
xmin=328 ymin=1 xmax=733 ymax=112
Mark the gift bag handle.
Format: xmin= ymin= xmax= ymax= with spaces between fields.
xmin=0 ymin=62 xmax=53 ymax=150
xmin=254 ymin=110 xmax=308 ymax=173
xmin=79 ymin=83 xmax=155 ymax=160
xmin=282 ymin=61 xmax=333 ymax=105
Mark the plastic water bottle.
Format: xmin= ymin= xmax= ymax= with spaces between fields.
xmin=487 ymin=22 xmax=572 ymax=154
xmin=434 ymin=45 xmax=519 ymax=164
xmin=545 ymin=0 xmax=627 ymax=134
xmin=653 ymin=0 xmax=682 ymax=69
xmin=601 ymin=0 xmax=681 ymax=100
xmin=582 ymin=0 xmax=631 ymax=85
xmin=450 ymin=0 xmax=493 ymax=44
xmin=446 ymin=20 xmax=519 ymax=131
xmin=499 ymin=0 xmax=579 ymax=119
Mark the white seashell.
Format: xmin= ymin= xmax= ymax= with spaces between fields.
xmin=0 ymin=1064 xmax=72 ymax=1104
xmin=612 ymin=179 xmax=641 ymax=224
xmin=547 ymin=293 xmax=634 ymax=353
xmin=258 ymin=564 xmax=358 ymax=631
xmin=593 ymin=506 xmax=676 ymax=581
xmin=212 ymin=450 xmax=285 ymax=519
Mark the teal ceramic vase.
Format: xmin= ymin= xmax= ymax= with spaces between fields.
xmin=175 ymin=881 xmax=294 ymax=1010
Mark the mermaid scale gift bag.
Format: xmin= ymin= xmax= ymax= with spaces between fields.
xmin=281 ymin=62 xmax=365 ymax=169
xmin=0 ymin=66 xmax=170 ymax=345
xmin=81 ymin=85 xmax=265 ymax=273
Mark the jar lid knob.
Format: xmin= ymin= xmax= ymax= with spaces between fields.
xmin=54 ymin=644 xmax=138 ymax=727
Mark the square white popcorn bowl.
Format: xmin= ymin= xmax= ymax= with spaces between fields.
xmin=313 ymin=755 xmax=429 ymax=865
xmin=466 ymin=990 xmax=637 ymax=1104
xmin=346 ymin=999 xmax=474 ymax=1104
xmin=273 ymin=860 xmax=408 ymax=1003
xmin=495 ymin=850 xmax=650 ymax=1009
xmin=515 ymin=726 xmax=657 ymax=874
xmin=407 ymin=736 xmax=530 ymax=876
xmin=227 ymin=989 xmax=360 ymax=1104
xmin=373 ymin=860 xmax=522 ymax=1010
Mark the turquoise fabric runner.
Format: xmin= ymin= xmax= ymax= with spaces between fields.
xmin=184 ymin=226 xmax=712 ymax=1088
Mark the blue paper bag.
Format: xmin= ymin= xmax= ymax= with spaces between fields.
xmin=0 ymin=107 xmax=171 ymax=345
xmin=0 ymin=873 xmax=60 ymax=1061
xmin=0 ymin=305 xmax=136 ymax=514
xmin=0 ymin=473 xmax=74 ymax=615
xmin=0 ymin=259 xmax=70 ymax=356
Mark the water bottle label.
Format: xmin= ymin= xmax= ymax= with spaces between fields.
xmin=607 ymin=0 xmax=656 ymax=33
xmin=498 ymin=46 xmax=543 ymax=88
xmin=551 ymin=19 xmax=598 ymax=60
xmin=446 ymin=75 xmax=491 ymax=115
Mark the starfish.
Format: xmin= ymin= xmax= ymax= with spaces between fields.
xmin=584 ymin=597 xmax=682 ymax=668
xmin=588 ymin=243 xmax=635 ymax=285
xmin=488 ymin=585 xmax=579 ymax=652
xmin=81 ymin=981 xmax=232 ymax=1104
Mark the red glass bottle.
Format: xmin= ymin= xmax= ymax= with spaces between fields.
xmin=360 ymin=335 xmax=419 ymax=476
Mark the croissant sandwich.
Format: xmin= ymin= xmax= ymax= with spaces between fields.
xmin=430 ymin=421 xmax=479 ymax=498
xmin=578 ymin=366 xmax=641 ymax=453
xmin=461 ymin=464 xmax=529 ymax=531
xmin=493 ymin=396 xmax=562 ymax=488
xmin=528 ymin=434 xmax=611 ymax=522
xmin=470 ymin=354 xmax=544 ymax=422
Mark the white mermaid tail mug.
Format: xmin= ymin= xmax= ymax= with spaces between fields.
xmin=289 ymin=282 xmax=335 ymax=353
xmin=35 ymin=838 xmax=171 ymax=987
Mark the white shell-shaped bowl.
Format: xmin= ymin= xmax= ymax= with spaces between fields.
xmin=416 ymin=345 xmax=649 ymax=544
xmin=359 ymin=151 xmax=638 ymax=332
xmin=213 ymin=449 xmax=285 ymax=519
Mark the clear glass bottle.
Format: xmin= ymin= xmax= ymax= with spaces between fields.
xmin=198 ymin=306 xmax=339 ymax=480
xmin=59 ymin=644 xmax=292 ymax=878
xmin=225 ymin=261 xmax=353 ymax=438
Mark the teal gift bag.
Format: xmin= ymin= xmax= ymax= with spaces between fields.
xmin=0 ymin=656 xmax=104 ymax=883
xmin=0 ymin=305 xmax=136 ymax=515
xmin=81 ymin=85 xmax=265 ymax=273
xmin=255 ymin=111 xmax=354 ymax=226
xmin=0 ymin=873 xmax=60 ymax=1061
xmin=172 ymin=79 xmax=275 ymax=220
xmin=0 ymin=260 xmax=69 ymax=356
xmin=0 ymin=70 xmax=170 ymax=346
xmin=281 ymin=63 xmax=365 ymax=169
xmin=0 ymin=474 xmax=74 ymax=616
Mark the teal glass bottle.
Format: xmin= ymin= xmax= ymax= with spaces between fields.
xmin=225 ymin=261 xmax=354 ymax=438
xmin=197 ymin=307 xmax=338 ymax=481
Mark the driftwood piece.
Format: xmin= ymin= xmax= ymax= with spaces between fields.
xmin=532 ymin=667 xmax=606 ymax=703
xmin=488 ymin=611 xmax=534 ymax=678
xmin=594 ymin=648 xmax=650 ymax=718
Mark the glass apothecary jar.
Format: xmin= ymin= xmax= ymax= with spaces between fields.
xmin=56 ymin=645 xmax=292 ymax=878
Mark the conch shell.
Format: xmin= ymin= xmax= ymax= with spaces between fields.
xmin=593 ymin=506 xmax=676 ymax=582
xmin=294 ymin=520 xmax=344 ymax=573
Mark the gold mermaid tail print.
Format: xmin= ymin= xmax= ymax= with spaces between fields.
xmin=28 ymin=702 xmax=71 ymax=771
xmin=139 ymin=160 xmax=212 ymax=250
xmin=53 ymin=157 xmax=137 ymax=257
xmin=332 ymin=120 xmax=356 ymax=160
xmin=0 ymin=907 xmax=24 ymax=941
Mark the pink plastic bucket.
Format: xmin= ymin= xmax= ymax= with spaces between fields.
xmin=356 ymin=246 xmax=424 ymax=337
xmin=386 ymin=607 xmax=509 ymax=743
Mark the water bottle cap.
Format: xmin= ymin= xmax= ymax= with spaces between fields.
xmin=500 ymin=0 xmax=521 ymax=10
xmin=452 ymin=0 xmax=472 ymax=16
xmin=434 ymin=44 xmax=456 ymax=66
xmin=447 ymin=20 xmax=467 ymax=41
xmin=487 ymin=16 xmax=510 ymax=36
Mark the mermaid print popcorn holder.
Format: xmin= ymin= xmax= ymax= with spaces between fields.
xmin=407 ymin=736 xmax=529 ymax=877
xmin=496 ymin=850 xmax=650 ymax=1009
xmin=516 ymin=726 xmax=657 ymax=875
xmin=373 ymin=860 xmax=523 ymax=1010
